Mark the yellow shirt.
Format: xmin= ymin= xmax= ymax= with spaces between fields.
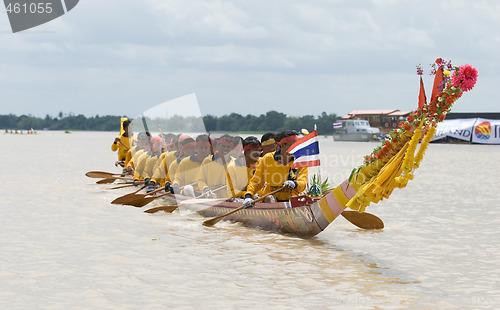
xmin=111 ymin=135 xmax=131 ymax=161
xmin=126 ymin=148 xmax=145 ymax=170
xmin=133 ymin=151 xmax=151 ymax=180
xmin=151 ymin=151 xmax=179 ymax=185
xmin=151 ymin=152 xmax=168 ymax=185
xmin=197 ymin=154 xmax=232 ymax=197
xmin=164 ymin=151 xmax=178 ymax=171
xmin=172 ymin=154 xmax=204 ymax=194
xmin=123 ymin=148 xmax=133 ymax=168
xmin=245 ymin=151 xmax=308 ymax=201
xmin=167 ymin=159 xmax=180 ymax=184
xmin=142 ymin=154 xmax=162 ymax=179
xmin=226 ymin=158 xmax=256 ymax=198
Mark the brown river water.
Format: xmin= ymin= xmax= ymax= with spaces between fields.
xmin=1 ymin=131 xmax=499 ymax=309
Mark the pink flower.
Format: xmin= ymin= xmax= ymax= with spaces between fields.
xmin=416 ymin=65 xmax=423 ymax=75
xmin=451 ymin=64 xmax=478 ymax=92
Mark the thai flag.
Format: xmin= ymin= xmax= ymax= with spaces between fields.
xmin=333 ymin=122 xmax=342 ymax=129
xmin=287 ymin=130 xmax=320 ymax=168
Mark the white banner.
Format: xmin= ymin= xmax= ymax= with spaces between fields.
xmin=471 ymin=118 xmax=500 ymax=144
xmin=432 ymin=118 xmax=475 ymax=142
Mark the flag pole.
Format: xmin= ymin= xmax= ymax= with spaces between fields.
xmin=314 ymin=124 xmax=321 ymax=192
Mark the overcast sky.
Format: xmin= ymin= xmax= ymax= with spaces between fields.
xmin=0 ymin=0 xmax=498 ymax=119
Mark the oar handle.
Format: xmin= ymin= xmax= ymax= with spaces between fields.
xmin=139 ymin=182 xmax=198 ymax=206
xmin=212 ymin=185 xmax=227 ymax=192
xmin=194 ymin=185 xmax=226 ymax=199
xmin=202 ymin=186 xmax=286 ymax=226
xmin=147 ymin=182 xmax=197 ymax=196
xmin=151 ymin=191 xmax=172 ymax=200
xmin=118 ymin=140 xmax=130 ymax=151
xmin=133 ymin=184 xmax=148 ymax=194
xmin=157 ymin=125 xmax=166 ymax=143
xmin=147 ymin=186 xmax=165 ymax=196
xmin=249 ymin=186 xmax=286 ymax=205
xmin=109 ymin=183 xmax=135 ymax=190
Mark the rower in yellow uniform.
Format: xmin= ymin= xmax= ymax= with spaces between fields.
xmin=197 ymin=135 xmax=235 ymax=198
xmin=172 ymin=135 xmax=211 ymax=196
xmin=228 ymin=135 xmax=243 ymax=158
xmin=164 ymin=134 xmax=181 ymax=170
xmin=134 ymin=136 xmax=164 ymax=186
xmin=123 ymin=132 xmax=150 ymax=174
xmin=111 ymin=118 xmax=132 ymax=168
xmin=164 ymin=134 xmax=194 ymax=190
xmin=243 ymin=130 xmax=308 ymax=207
xmin=132 ymin=135 xmax=158 ymax=183
xmin=146 ymin=134 xmax=176 ymax=193
xmin=260 ymin=132 xmax=276 ymax=156
xmin=226 ymin=136 xmax=262 ymax=200
xmin=146 ymin=134 xmax=182 ymax=192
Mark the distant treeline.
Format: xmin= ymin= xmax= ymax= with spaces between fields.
xmin=203 ymin=111 xmax=339 ymax=134
xmin=0 ymin=113 xmax=123 ymax=131
xmin=0 ymin=111 xmax=340 ymax=134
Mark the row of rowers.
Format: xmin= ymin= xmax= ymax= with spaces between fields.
xmin=112 ymin=129 xmax=308 ymax=205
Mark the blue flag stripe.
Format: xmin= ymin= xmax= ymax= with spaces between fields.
xmin=292 ymin=141 xmax=319 ymax=159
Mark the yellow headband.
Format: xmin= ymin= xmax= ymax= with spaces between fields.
xmin=261 ymin=139 xmax=275 ymax=147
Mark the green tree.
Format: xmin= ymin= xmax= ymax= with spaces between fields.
xmin=203 ymin=115 xmax=218 ymax=132
xmin=316 ymin=112 xmax=339 ymax=135
xmin=262 ymin=111 xmax=286 ymax=131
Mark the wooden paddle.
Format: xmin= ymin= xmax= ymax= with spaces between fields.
xmin=126 ymin=191 xmax=174 ymax=208
xmin=96 ymin=178 xmax=119 ymax=184
xmin=96 ymin=176 xmax=133 ymax=184
xmin=107 ymin=183 xmax=133 ymax=190
xmin=341 ymin=211 xmax=384 ymax=230
xmin=200 ymin=184 xmax=227 ymax=198
xmin=111 ymin=186 xmax=163 ymax=205
xmin=108 ymin=181 xmax=145 ymax=190
xmin=86 ymin=171 xmax=130 ymax=178
xmin=143 ymin=205 xmax=179 ymax=213
xmin=118 ymin=140 xmax=130 ymax=151
xmin=143 ymin=185 xmax=228 ymax=213
xmin=115 ymin=182 xmax=199 ymax=206
xmin=203 ymin=186 xmax=286 ymax=227
xmin=96 ymin=176 xmax=134 ymax=184
xmin=142 ymin=198 xmax=214 ymax=213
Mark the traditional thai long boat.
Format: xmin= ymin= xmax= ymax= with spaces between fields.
xmin=157 ymin=179 xmax=357 ymax=237
xmin=95 ymin=58 xmax=478 ymax=237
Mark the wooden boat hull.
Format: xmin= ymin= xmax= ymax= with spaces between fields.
xmin=158 ymin=179 xmax=356 ymax=237
xmin=189 ymin=201 xmax=324 ymax=237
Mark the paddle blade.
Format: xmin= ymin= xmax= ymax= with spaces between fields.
xmin=341 ymin=211 xmax=384 ymax=230
xmin=86 ymin=171 xmax=114 ymax=178
xmin=96 ymin=178 xmax=116 ymax=184
xmin=110 ymin=185 xmax=152 ymax=204
xmin=144 ymin=205 xmax=178 ymax=213
xmin=125 ymin=196 xmax=157 ymax=207
xmin=111 ymin=193 xmax=147 ymax=205
xmin=202 ymin=216 xmax=224 ymax=227
xmin=202 ymin=206 xmax=244 ymax=227
xmin=125 ymin=191 xmax=172 ymax=207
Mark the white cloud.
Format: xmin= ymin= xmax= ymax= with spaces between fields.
xmin=0 ymin=0 xmax=498 ymax=119
xmin=146 ymin=0 xmax=268 ymax=39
